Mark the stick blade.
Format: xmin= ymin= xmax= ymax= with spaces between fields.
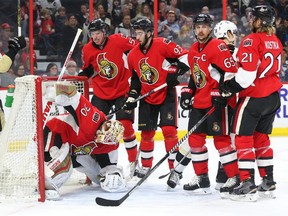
xmin=95 ymin=197 xmax=123 ymax=207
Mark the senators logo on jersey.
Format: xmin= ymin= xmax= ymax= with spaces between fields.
xmin=97 ymin=53 xmax=118 ymax=79
xmin=71 ymin=141 xmax=98 ymax=155
xmin=139 ymin=58 xmax=158 ymax=84
xmin=192 ymin=63 xmax=206 ymax=89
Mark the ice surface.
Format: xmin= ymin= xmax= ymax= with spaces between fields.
xmin=1 ymin=137 xmax=287 ymax=216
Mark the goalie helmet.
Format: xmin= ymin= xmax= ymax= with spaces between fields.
xmin=251 ymin=5 xmax=275 ymax=27
xmin=95 ymin=120 xmax=124 ymax=144
xmin=213 ymin=20 xmax=238 ymax=40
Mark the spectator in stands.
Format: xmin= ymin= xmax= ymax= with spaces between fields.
xmin=132 ymin=3 xmax=154 ymax=22
xmin=201 ymin=6 xmax=215 ymax=21
xmin=111 ymin=0 xmax=122 ymax=29
xmin=0 ymin=23 xmax=12 ymax=53
xmin=37 ymin=0 xmax=62 ymax=17
xmin=127 ymin=0 xmax=138 ymax=19
xmin=114 ymin=14 xmax=133 ymax=36
xmin=75 ymin=3 xmax=89 ymax=29
xmin=95 ymin=4 xmax=112 ymax=27
xmin=0 ymin=67 xmax=16 ymax=87
xmin=14 ymin=63 xmax=27 ymax=77
xmin=174 ymin=25 xmax=194 ymax=48
xmin=158 ymin=0 xmax=168 ymax=22
xmin=39 ymin=8 xmax=56 ymax=56
xmin=276 ymin=16 xmax=288 ymax=46
xmin=167 ymin=0 xmax=181 ymax=20
xmin=20 ymin=37 xmax=38 ymax=72
xmin=45 ymin=62 xmax=59 ymax=76
xmin=61 ymin=14 xmax=83 ymax=66
xmin=240 ymin=7 xmax=253 ymax=36
xmin=158 ymin=10 xmax=180 ymax=40
xmin=20 ymin=0 xmax=29 ymax=37
xmin=54 ymin=6 xmax=67 ymax=55
xmin=64 ymin=60 xmax=78 ymax=76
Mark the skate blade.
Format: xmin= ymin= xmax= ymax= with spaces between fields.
xmin=220 ymin=192 xmax=230 ymax=199
xmin=184 ymin=187 xmax=212 ymax=195
xmin=215 ymin=183 xmax=224 ymax=191
xmin=258 ymin=190 xmax=276 ymax=199
xmin=230 ymin=193 xmax=258 ymax=202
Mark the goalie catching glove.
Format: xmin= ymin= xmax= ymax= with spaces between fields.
xmin=95 ymin=120 xmax=124 ymax=144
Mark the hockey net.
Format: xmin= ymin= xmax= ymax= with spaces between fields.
xmin=0 ymin=75 xmax=89 ymax=202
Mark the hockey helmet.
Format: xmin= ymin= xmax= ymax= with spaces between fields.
xmin=251 ymin=5 xmax=275 ymax=27
xmin=95 ymin=120 xmax=124 ymax=144
xmin=88 ymin=18 xmax=109 ymax=34
xmin=213 ymin=20 xmax=238 ymax=40
xmin=193 ymin=13 xmax=213 ymax=29
xmin=132 ymin=18 xmax=154 ymax=33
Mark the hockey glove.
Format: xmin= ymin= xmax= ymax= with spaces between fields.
xmin=211 ymin=88 xmax=227 ymax=108
xmin=166 ymin=73 xmax=180 ymax=88
xmin=8 ymin=36 xmax=26 ymax=53
xmin=180 ymin=87 xmax=194 ymax=110
xmin=123 ymin=90 xmax=139 ymax=110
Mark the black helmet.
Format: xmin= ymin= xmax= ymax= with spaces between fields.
xmin=193 ymin=14 xmax=213 ymax=28
xmin=251 ymin=5 xmax=274 ymax=27
xmin=88 ymin=18 xmax=109 ymax=33
xmin=132 ymin=18 xmax=154 ymax=33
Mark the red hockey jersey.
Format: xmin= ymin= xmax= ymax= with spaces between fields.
xmin=236 ymin=32 xmax=283 ymax=98
xmin=46 ymin=95 xmax=118 ymax=155
xmin=128 ymin=37 xmax=188 ymax=105
xmin=81 ymin=34 xmax=137 ymax=100
xmin=188 ymin=38 xmax=238 ymax=109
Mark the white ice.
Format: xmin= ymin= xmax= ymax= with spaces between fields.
xmin=1 ymin=136 xmax=288 ymax=216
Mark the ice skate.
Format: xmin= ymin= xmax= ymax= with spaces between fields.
xmin=45 ymin=189 xmax=61 ymax=201
xmin=257 ymin=176 xmax=276 ymax=199
xmin=135 ymin=166 xmax=151 ymax=178
xmin=167 ymin=171 xmax=182 ymax=190
xmin=215 ymin=161 xmax=228 ymax=190
xmin=220 ymin=175 xmax=240 ymax=199
xmin=230 ymin=178 xmax=258 ymax=202
xmin=183 ymin=173 xmax=211 ymax=195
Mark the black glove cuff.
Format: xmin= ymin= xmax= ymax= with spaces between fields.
xmin=5 ymin=49 xmax=17 ymax=61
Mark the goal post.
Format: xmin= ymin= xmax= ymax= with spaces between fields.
xmin=0 ymin=75 xmax=89 ymax=202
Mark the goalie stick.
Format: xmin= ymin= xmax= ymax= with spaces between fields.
xmin=42 ymin=28 xmax=82 ymax=128
xmin=107 ymin=83 xmax=167 ymax=118
xmin=95 ymin=106 xmax=215 ymax=206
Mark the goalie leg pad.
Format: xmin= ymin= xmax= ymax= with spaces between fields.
xmin=75 ymin=155 xmax=101 ymax=184
xmin=45 ymin=143 xmax=73 ymax=190
xmin=99 ymin=165 xmax=127 ymax=192
xmin=55 ymin=81 xmax=80 ymax=107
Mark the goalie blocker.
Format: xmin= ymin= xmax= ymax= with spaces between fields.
xmin=44 ymin=81 xmax=127 ymax=199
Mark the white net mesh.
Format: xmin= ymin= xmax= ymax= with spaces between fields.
xmin=0 ymin=75 xmax=89 ymax=202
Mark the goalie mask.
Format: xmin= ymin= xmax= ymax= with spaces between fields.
xmin=95 ymin=120 xmax=124 ymax=144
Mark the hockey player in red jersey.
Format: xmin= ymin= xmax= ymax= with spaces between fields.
xmin=43 ymin=81 xmax=126 ymax=200
xmin=79 ymin=18 xmax=138 ymax=178
xmin=123 ymin=18 xmax=190 ymax=178
xmin=167 ymin=14 xmax=239 ymax=197
xmin=220 ymin=5 xmax=282 ymax=201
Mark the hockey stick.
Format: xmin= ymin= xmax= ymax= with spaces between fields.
xmin=42 ymin=28 xmax=82 ymax=128
xmin=17 ymin=0 xmax=21 ymax=36
xmin=95 ymin=106 xmax=215 ymax=206
xmin=158 ymin=149 xmax=191 ymax=179
xmin=107 ymin=83 xmax=167 ymax=118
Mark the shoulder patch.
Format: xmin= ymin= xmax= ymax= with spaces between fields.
xmin=217 ymin=43 xmax=228 ymax=51
xmin=163 ymin=38 xmax=171 ymax=44
xmin=243 ymin=38 xmax=253 ymax=47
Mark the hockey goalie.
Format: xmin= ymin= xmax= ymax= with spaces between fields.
xmin=43 ymin=81 xmax=126 ymax=200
